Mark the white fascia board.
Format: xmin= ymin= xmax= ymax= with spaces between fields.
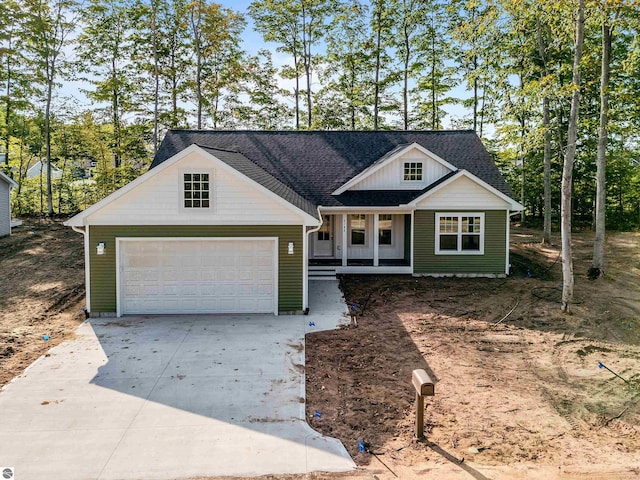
xmin=319 ymin=206 xmax=414 ymax=213
xmin=405 ymin=169 xmax=524 ymax=211
xmin=65 ymin=144 xmax=320 ymax=227
xmin=0 ymin=171 xmax=17 ymax=188
xmin=332 ymin=142 xmax=457 ymax=195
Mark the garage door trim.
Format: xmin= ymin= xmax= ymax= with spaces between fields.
xmin=115 ymin=237 xmax=279 ymax=317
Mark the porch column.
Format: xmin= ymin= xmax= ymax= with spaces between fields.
xmin=342 ymin=214 xmax=348 ymax=266
xmin=373 ymin=213 xmax=379 ymax=266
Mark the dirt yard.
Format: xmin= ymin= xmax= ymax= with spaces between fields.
xmin=0 ymin=218 xmax=86 ymax=386
xmin=1 ymin=220 xmax=639 ymax=479
xmin=305 ymin=228 xmax=640 ymax=479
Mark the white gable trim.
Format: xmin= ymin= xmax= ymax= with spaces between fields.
xmin=0 ymin=171 xmax=17 ymax=188
xmin=65 ymin=144 xmax=320 ymax=227
xmin=405 ymin=170 xmax=524 ymax=211
xmin=332 ymin=143 xmax=457 ymax=195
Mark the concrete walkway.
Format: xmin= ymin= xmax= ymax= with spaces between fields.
xmin=0 ymin=281 xmax=354 ymax=480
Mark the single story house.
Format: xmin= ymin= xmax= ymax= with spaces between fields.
xmin=65 ymin=130 xmax=523 ymax=317
xmin=0 ymin=170 xmax=18 ymax=237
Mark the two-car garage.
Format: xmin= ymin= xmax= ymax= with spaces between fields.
xmin=117 ymin=238 xmax=278 ymax=316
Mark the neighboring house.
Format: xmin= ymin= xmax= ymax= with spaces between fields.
xmin=26 ymin=160 xmax=63 ymax=180
xmin=65 ymin=130 xmax=523 ymax=317
xmin=0 ymin=171 xmax=18 ymax=237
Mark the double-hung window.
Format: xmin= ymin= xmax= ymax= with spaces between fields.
xmin=436 ymin=213 xmax=484 ymax=254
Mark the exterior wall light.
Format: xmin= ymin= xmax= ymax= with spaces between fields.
xmin=97 ymin=242 xmax=105 ymax=255
xmin=288 ymin=242 xmax=294 ymax=255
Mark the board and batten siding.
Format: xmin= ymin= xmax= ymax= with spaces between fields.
xmin=0 ymin=180 xmax=10 ymax=237
xmin=351 ymin=149 xmax=452 ymax=191
xmin=88 ymin=225 xmax=303 ymax=314
xmin=413 ymin=210 xmax=507 ymax=275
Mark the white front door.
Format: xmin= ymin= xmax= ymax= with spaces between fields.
xmin=314 ymin=215 xmax=333 ymax=257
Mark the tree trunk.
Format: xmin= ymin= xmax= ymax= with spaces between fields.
xmin=537 ymin=18 xmax=552 ymax=244
xmin=3 ymin=34 xmax=12 ymax=166
xmin=293 ymin=49 xmax=300 ymax=130
xmin=373 ymin=5 xmax=382 ymax=130
xmin=152 ymin=0 xmax=160 ymax=154
xmin=402 ymin=24 xmax=409 ymax=130
xmin=542 ymin=96 xmax=552 ymax=244
xmin=591 ymin=19 xmax=611 ymax=278
xmin=45 ymin=77 xmax=54 ymax=216
xmin=561 ymin=0 xmax=585 ymax=313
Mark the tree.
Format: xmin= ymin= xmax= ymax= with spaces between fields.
xmin=249 ymin=0 xmax=303 ymax=129
xmin=561 ymin=0 xmax=585 ymax=313
xmin=76 ymin=0 xmax=138 ymax=169
xmin=188 ymin=0 xmax=245 ymax=129
xmin=25 ymin=0 xmax=78 ymax=215
xmin=590 ymin=1 xmax=628 ymax=278
xmin=369 ymin=0 xmax=395 ymax=129
xmin=223 ymin=50 xmax=292 ymax=129
xmin=1 ymin=0 xmax=32 ymax=168
xmin=317 ymin=0 xmax=374 ymax=130
xmin=412 ymin=1 xmax=458 ymax=129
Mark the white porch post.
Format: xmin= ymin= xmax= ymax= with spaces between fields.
xmin=373 ymin=213 xmax=379 ymax=266
xmin=342 ymin=214 xmax=348 ymax=266
xmin=302 ymin=225 xmax=308 ymax=310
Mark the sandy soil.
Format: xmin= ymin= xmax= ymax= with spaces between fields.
xmin=0 ymin=218 xmax=86 ymax=386
xmin=1 ymin=220 xmax=639 ymax=479
xmin=304 ymin=228 xmax=640 ymax=479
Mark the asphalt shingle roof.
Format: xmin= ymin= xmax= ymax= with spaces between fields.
xmin=153 ymin=130 xmax=514 ymax=210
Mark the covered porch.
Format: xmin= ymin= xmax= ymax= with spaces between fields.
xmin=307 ymin=212 xmax=413 ymax=275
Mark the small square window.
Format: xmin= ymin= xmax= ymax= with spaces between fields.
xmin=403 ymin=162 xmax=423 ymax=181
xmin=183 ymin=173 xmax=211 ymax=208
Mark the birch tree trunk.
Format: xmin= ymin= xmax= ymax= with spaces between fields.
xmin=590 ymin=19 xmax=612 ymax=278
xmin=561 ymin=0 xmax=585 ymax=313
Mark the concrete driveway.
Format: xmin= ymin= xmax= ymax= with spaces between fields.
xmin=0 ymin=281 xmax=355 ymax=480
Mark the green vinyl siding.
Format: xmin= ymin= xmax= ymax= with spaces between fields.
xmin=413 ymin=210 xmax=507 ymax=274
xmin=88 ymin=225 xmax=303 ymax=314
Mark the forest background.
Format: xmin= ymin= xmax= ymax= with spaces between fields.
xmin=1 ymin=0 xmax=638 ymax=233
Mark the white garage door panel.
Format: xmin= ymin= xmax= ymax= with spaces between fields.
xmin=120 ymin=239 xmax=276 ymax=315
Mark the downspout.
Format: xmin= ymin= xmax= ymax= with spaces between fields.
xmin=303 ymin=206 xmax=324 ymax=314
xmin=71 ymin=225 xmax=91 ymax=315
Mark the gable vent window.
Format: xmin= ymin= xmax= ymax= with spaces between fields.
xmin=403 ymin=162 xmax=423 ymax=181
xmin=184 ymin=173 xmax=210 ymax=208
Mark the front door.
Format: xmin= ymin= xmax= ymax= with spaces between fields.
xmin=314 ymin=215 xmax=333 ymax=257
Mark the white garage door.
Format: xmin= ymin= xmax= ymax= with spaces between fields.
xmin=119 ymin=238 xmax=276 ymax=315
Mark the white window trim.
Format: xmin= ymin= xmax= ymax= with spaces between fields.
xmin=378 ymin=214 xmax=394 ymax=247
xmin=349 ymin=214 xmax=368 ymax=247
xmin=180 ymin=169 xmax=215 ymax=212
xmin=435 ymin=212 xmax=485 ymax=255
xmin=402 ymin=161 xmax=424 ymax=183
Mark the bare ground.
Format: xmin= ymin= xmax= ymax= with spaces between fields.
xmin=0 ymin=218 xmax=86 ymax=387
xmin=1 ymin=220 xmax=639 ymax=479
xmin=304 ymin=228 xmax=640 ymax=479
